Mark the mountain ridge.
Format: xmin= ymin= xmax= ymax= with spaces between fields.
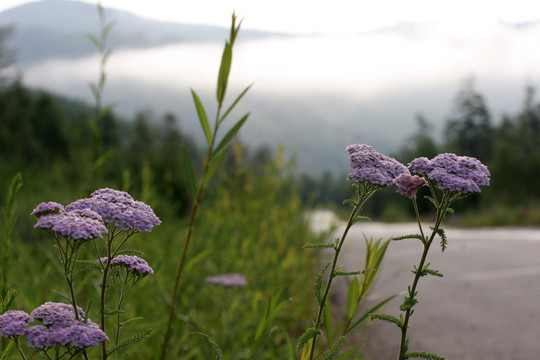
xmin=0 ymin=0 xmax=288 ymax=65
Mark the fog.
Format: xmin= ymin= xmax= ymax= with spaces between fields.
xmin=18 ymin=21 xmax=540 ymax=174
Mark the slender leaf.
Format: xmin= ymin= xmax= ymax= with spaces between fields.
xmin=345 ymin=294 xmax=398 ymax=335
xmin=202 ymin=145 xmax=229 ymax=187
xmin=216 ymin=43 xmax=232 ymax=105
xmin=323 ymin=299 xmax=333 ymax=346
xmin=346 ymin=277 xmax=360 ymax=318
xmin=214 ymin=113 xmax=249 ymax=157
xmin=191 ymin=90 xmax=212 ymax=146
xmin=219 ymin=84 xmax=253 ymax=124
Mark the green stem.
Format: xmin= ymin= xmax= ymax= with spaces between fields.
xmin=308 ymin=183 xmax=378 ymax=360
xmin=397 ymin=194 xmax=448 ymax=360
xmin=160 ymin=107 xmax=223 ymax=360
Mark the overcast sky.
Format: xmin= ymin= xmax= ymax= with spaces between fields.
xmin=1 ymin=0 xmax=540 ymax=34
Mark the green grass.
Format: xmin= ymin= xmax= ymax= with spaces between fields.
xmin=1 ymin=158 xmax=324 ymax=359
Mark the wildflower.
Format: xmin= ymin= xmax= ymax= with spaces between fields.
xmin=30 ymin=302 xmax=85 ymax=327
xmin=67 ymin=188 xmax=161 ymax=232
xmin=54 ymin=321 xmax=108 ymax=348
xmin=394 ymin=174 xmax=428 ymax=199
xmin=205 ymin=273 xmax=247 ymax=287
xmin=27 ymin=302 xmax=108 ymax=349
xmin=347 ymin=144 xmax=408 ymax=186
xmin=30 ymin=202 xmax=64 ymax=217
xmin=33 ymin=208 xmax=107 ymax=240
xmin=0 ymin=310 xmax=31 ymax=337
xmin=98 ymin=255 xmax=154 ymax=276
xmin=409 ymin=153 xmax=490 ymax=194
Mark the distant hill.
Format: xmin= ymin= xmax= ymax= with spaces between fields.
xmin=0 ymin=0 xmax=287 ymax=65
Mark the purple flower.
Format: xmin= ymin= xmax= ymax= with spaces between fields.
xmin=30 ymin=302 xmax=86 ymax=327
xmin=26 ymin=325 xmax=55 ymax=348
xmin=31 ymin=202 xmax=65 ymax=217
xmin=409 ymin=153 xmax=490 ymax=194
xmin=54 ymin=321 xmax=108 ymax=348
xmin=347 ymin=144 xmax=408 ymax=186
xmin=394 ymin=174 xmax=428 ymax=199
xmin=34 ymin=208 xmax=107 ymax=240
xmin=67 ymin=188 xmax=161 ymax=232
xmin=0 ymin=310 xmax=31 ymax=337
xmin=27 ymin=302 xmax=108 ymax=349
xmin=205 ymin=273 xmax=247 ymax=287
xmin=98 ymin=255 xmax=154 ymax=276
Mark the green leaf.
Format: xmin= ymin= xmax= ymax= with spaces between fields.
xmin=296 ymin=327 xmax=321 ymax=353
xmin=393 ymin=234 xmax=425 ymax=242
xmin=216 ymin=43 xmax=232 ymax=106
xmin=404 ymin=351 xmax=446 ymax=360
xmin=346 ymin=277 xmax=360 ymax=318
xmin=345 ymin=294 xmax=398 ymax=335
xmin=183 ymin=147 xmax=198 ymax=199
xmin=188 ymin=332 xmax=224 ymax=360
xmin=314 ymin=263 xmax=331 ymax=303
xmin=333 ymin=269 xmax=375 ymax=277
xmin=431 ymin=226 xmax=448 ymax=252
xmin=191 ymin=90 xmax=212 ymax=146
xmin=370 ymin=312 xmax=403 ymax=328
xmin=336 ymin=346 xmax=361 ymax=360
xmin=250 ymin=326 xmax=276 ymax=359
xmin=323 ymin=299 xmax=332 ymax=346
xmin=315 ymin=336 xmax=346 ymax=360
xmin=219 ymin=84 xmax=253 ymax=124
xmin=107 ymin=328 xmax=152 ymax=356
xmin=86 ymin=33 xmax=102 ymax=52
xmin=303 ymin=243 xmax=335 ymax=249
xmin=214 ymin=113 xmax=249 ymax=157
xmin=202 ymin=145 xmax=229 ymax=187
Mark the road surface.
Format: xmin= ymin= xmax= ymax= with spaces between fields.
xmin=312 ymin=215 xmax=540 ymax=360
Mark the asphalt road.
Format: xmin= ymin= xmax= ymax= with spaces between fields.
xmin=320 ymin=220 xmax=540 ymax=360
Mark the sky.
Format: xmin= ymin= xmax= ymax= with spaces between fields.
xmin=1 ymin=0 xmax=540 ymax=34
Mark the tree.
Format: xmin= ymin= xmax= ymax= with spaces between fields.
xmin=444 ymin=78 xmax=493 ymax=162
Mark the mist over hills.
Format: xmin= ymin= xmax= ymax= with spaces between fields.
xmin=2 ymin=0 xmax=540 ymax=175
xmin=0 ymin=0 xmax=286 ymax=65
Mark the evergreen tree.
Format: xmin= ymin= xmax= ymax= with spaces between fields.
xmin=444 ymin=78 xmax=493 ymax=162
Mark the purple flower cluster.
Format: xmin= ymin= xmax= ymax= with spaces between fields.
xmin=66 ymin=188 xmax=161 ymax=232
xmin=98 ymin=255 xmax=154 ymax=276
xmin=32 ymin=204 xmax=107 ymax=240
xmin=347 ymin=144 xmax=408 ymax=186
xmin=394 ymin=174 xmax=428 ymax=199
xmin=0 ymin=302 xmax=108 ymax=349
xmin=409 ymin=153 xmax=490 ymax=193
xmin=0 ymin=310 xmax=32 ymax=336
xmin=205 ymin=273 xmax=247 ymax=287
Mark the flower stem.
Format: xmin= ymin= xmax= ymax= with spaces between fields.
xmin=308 ymin=183 xmax=378 ymax=359
xmin=397 ymin=195 xmax=447 ymax=360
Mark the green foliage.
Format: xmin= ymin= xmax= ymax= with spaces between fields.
xmin=297 ymin=328 xmax=321 ymax=353
xmin=314 ymin=336 xmax=346 ymax=360
xmin=403 ymin=351 xmax=446 ymax=360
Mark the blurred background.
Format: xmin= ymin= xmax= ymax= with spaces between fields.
xmin=0 ymin=0 xmax=540 ymax=359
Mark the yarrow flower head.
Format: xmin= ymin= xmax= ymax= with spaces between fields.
xmin=66 ymin=188 xmax=161 ymax=232
xmin=26 ymin=302 xmax=108 ymax=349
xmin=409 ymin=153 xmax=490 ymax=194
xmin=347 ymin=144 xmax=408 ymax=186
xmin=394 ymin=174 xmax=428 ymax=199
xmin=32 ymin=207 xmax=107 ymax=240
xmin=30 ymin=202 xmax=64 ymax=217
xmin=97 ymin=255 xmax=154 ymax=276
xmin=0 ymin=310 xmax=31 ymax=337
xmin=30 ymin=302 xmax=86 ymax=327
xmin=205 ymin=273 xmax=247 ymax=287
